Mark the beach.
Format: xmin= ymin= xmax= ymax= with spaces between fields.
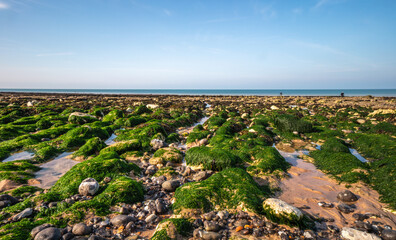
xmin=0 ymin=92 xmax=395 ymax=240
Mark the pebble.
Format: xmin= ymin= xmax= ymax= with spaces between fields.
xmin=161 ymin=180 xmax=180 ymax=192
xmin=34 ymin=227 xmax=61 ymax=240
xmin=337 ymin=190 xmax=358 ymax=202
xmin=110 ymin=215 xmax=134 ymax=227
xmin=12 ymin=208 xmax=33 ymax=221
xmin=72 ymin=223 xmax=91 ymax=236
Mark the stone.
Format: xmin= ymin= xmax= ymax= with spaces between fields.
xmin=31 ymin=224 xmax=53 ymax=238
xmin=270 ymin=105 xmax=279 ymax=110
xmin=145 ymin=213 xmax=158 ymax=223
xmin=337 ymin=190 xmax=358 ymax=202
xmin=0 ymin=194 xmax=19 ymax=205
xmin=150 ymin=139 xmax=164 ymax=150
xmin=341 ymin=227 xmax=381 ymax=240
xmin=110 ymin=215 xmax=134 ymax=227
xmin=72 ymin=223 xmax=91 ymax=236
xmin=382 ymin=229 xmax=396 ymax=240
xmin=0 ymin=179 xmax=20 ymax=192
xmin=204 ymin=221 xmax=219 ymax=232
xmin=217 ymin=210 xmax=229 ymax=220
xmin=34 ymin=227 xmax=62 ymax=240
xmin=155 ymin=198 xmax=167 ymax=214
xmin=62 ymin=232 xmax=74 ymax=240
xmin=78 ymin=178 xmax=99 ymax=196
xmin=162 ymin=180 xmax=180 ymax=192
xmin=145 ymin=165 xmax=158 ymax=175
xmin=202 ymin=231 xmax=222 ymax=240
xmin=337 ymin=203 xmax=355 ymax=213
xmin=12 ymin=208 xmax=33 ymax=221
xmin=193 ymin=171 xmax=209 ymax=181
xmin=263 ymin=198 xmax=303 ymax=219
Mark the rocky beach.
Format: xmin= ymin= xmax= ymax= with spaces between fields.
xmin=0 ymin=92 xmax=395 ymax=240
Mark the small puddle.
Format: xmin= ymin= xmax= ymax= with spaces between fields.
xmin=3 ymin=151 xmax=35 ymax=162
xmin=105 ymin=134 xmax=117 ymax=146
xmin=273 ymin=145 xmax=396 ymax=228
xmin=349 ymin=148 xmax=368 ymax=163
xmin=33 ymin=152 xmax=79 ymax=189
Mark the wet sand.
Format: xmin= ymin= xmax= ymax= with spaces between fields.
xmin=33 ymin=152 xmax=79 ymax=189
xmin=276 ymin=147 xmax=396 ymax=229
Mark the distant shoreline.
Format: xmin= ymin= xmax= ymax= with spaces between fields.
xmin=0 ymin=89 xmax=395 ymax=97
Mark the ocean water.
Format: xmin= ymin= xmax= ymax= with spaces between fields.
xmin=0 ymin=89 xmax=395 ymax=96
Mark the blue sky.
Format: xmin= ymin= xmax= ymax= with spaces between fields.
xmin=0 ymin=0 xmax=395 ymax=89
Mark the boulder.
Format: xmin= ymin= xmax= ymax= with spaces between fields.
xmin=382 ymin=229 xmax=396 ymax=240
xmin=34 ymin=227 xmax=61 ymax=240
xmin=110 ymin=215 xmax=134 ymax=227
xmin=150 ymin=139 xmax=165 ymax=150
xmin=263 ymin=198 xmax=303 ymax=220
xmin=337 ymin=190 xmax=358 ymax=202
xmin=162 ymin=180 xmax=181 ymax=192
xmin=78 ymin=178 xmax=99 ymax=196
xmin=31 ymin=223 xmax=53 ymax=238
xmin=72 ymin=223 xmax=92 ymax=236
xmin=12 ymin=208 xmax=33 ymax=221
xmin=341 ymin=227 xmax=381 ymax=240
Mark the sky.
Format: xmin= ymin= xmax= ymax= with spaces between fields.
xmin=0 ymin=0 xmax=395 ymax=89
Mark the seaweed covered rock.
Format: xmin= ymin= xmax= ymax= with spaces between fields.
xmin=273 ymin=114 xmax=313 ymax=133
xmin=73 ymin=137 xmax=106 ymax=160
xmin=151 ymin=218 xmax=193 ymax=240
xmin=248 ymin=147 xmax=290 ymax=174
xmin=173 ymin=168 xmax=269 ymax=213
xmin=45 ymin=154 xmax=140 ymax=200
xmin=185 ymin=146 xmax=241 ymax=171
xmin=321 ymin=138 xmax=349 ymax=153
xmin=263 ymin=198 xmax=302 ymax=223
xmin=68 ymin=112 xmax=97 ymax=124
xmin=102 ymin=109 xmax=124 ymax=122
xmin=90 ymin=176 xmax=144 ymax=214
xmin=78 ymin=178 xmax=99 ymax=196
xmin=150 ymin=147 xmax=183 ymax=165
xmin=100 ymin=139 xmax=141 ymax=155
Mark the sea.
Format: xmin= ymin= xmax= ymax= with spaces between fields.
xmin=0 ymin=89 xmax=395 ymax=97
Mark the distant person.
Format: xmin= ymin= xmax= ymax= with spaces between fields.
xmin=280 ymin=92 xmax=283 ymax=96
xmin=341 ymin=92 xmax=344 ymax=97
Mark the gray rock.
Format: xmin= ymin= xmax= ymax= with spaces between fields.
xmin=31 ymin=223 xmax=53 ymax=238
xmin=72 ymin=223 xmax=91 ymax=236
xmin=0 ymin=194 xmax=19 ymax=205
xmin=62 ymin=232 xmax=74 ymax=240
xmin=341 ymin=227 xmax=381 ymax=240
xmin=78 ymin=178 xmax=99 ymax=196
xmin=337 ymin=190 xmax=358 ymax=202
xmin=155 ymin=198 xmax=167 ymax=214
xmin=234 ymin=219 xmax=249 ymax=227
xmin=34 ymin=227 xmax=61 ymax=240
xmin=263 ymin=198 xmax=303 ymax=219
xmin=337 ymin=203 xmax=354 ymax=213
xmin=202 ymin=231 xmax=222 ymax=240
xmin=145 ymin=165 xmax=158 ymax=175
xmin=145 ymin=213 xmax=158 ymax=223
xmin=193 ymin=171 xmax=209 ymax=181
xmin=162 ymin=180 xmax=180 ymax=192
xmin=217 ymin=210 xmax=229 ymax=220
xmin=382 ymin=229 xmax=396 ymax=240
xmin=12 ymin=208 xmax=33 ymax=221
xmin=110 ymin=215 xmax=134 ymax=227
xmin=150 ymin=139 xmax=164 ymax=150
xmin=88 ymin=236 xmax=106 ymax=240
xmin=204 ymin=221 xmax=219 ymax=232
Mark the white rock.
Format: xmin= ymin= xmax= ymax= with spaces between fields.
xmin=146 ymin=104 xmax=159 ymax=109
xmin=78 ymin=178 xmax=99 ymax=196
xmin=341 ymin=227 xmax=381 ymax=240
xmin=27 ymin=101 xmax=34 ymax=107
xmin=263 ymin=198 xmax=302 ymax=219
xmin=270 ymin=105 xmax=279 ymax=110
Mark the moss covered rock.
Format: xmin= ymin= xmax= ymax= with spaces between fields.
xmin=68 ymin=112 xmax=97 ymax=124
xmin=151 ymin=218 xmax=193 ymax=240
xmin=73 ymin=137 xmax=106 ymax=160
xmin=185 ymin=146 xmax=241 ymax=171
xmin=150 ymin=148 xmax=183 ymax=165
xmin=173 ymin=168 xmax=270 ymax=213
xmin=100 ymin=140 xmax=141 ymax=155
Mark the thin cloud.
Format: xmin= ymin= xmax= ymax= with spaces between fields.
xmin=163 ymin=9 xmax=172 ymax=16
xmin=36 ymin=52 xmax=75 ymax=57
xmin=314 ymin=0 xmax=329 ymax=9
xmin=259 ymin=6 xmax=277 ymax=18
xmin=0 ymin=2 xmax=9 ymax=9
xmin=292 ymin=8 xmax=303 ymax=14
